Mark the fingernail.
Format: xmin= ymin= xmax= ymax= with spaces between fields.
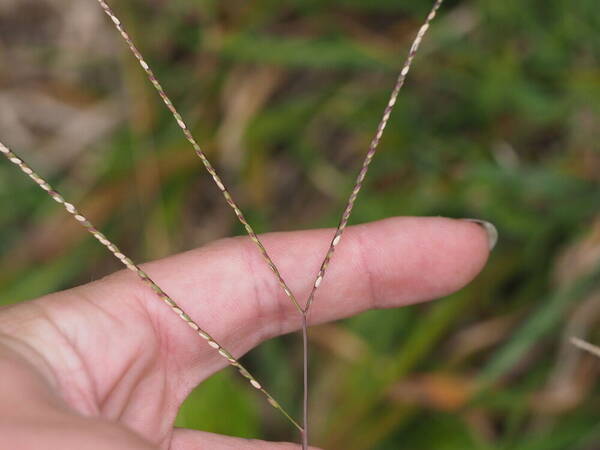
xmin=462 ymin=219 xmax=498 ymax=251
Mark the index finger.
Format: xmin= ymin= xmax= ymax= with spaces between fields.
xmin=117 ymin=216 xmax=492 ymax=382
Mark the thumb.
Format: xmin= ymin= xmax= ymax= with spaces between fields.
xmin=171 ymin=428 xmax=323 ymax=450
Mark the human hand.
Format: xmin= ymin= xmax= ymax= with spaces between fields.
xmin=0 ymin=217 xmax=492 ymax=449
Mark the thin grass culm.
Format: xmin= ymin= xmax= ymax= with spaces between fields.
xmin=2 ymin=0 xmax=445 ymax=447
xmin=0 ymin=141 xmax=302 ymax=433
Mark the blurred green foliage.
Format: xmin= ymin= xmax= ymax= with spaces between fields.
xmin=1 ymin=0 xmax=599 ymax=448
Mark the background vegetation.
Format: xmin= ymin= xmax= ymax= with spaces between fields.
xmin=1 ymin=0 xmax=599 ymax=448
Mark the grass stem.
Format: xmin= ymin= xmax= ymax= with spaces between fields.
xmin=302 ymin=313 xmax=309 ymax=450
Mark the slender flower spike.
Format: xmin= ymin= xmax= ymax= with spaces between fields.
xmin=303 ymin=0 xmax=445 ymax=312
xmin=94 ymin=0 xmax=303 ymax=315
xmin=0 ymin=140 xmax=302 ymax=433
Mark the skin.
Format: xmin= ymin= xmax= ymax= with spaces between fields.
xmin=0 ymin=217 xmax=490 ymax=449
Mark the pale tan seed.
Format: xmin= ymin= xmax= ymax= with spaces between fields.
xmin=314 ymin=276 xmax=323 ymax=288
xmin=198 ymin=331 xmax=210 ymax=340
